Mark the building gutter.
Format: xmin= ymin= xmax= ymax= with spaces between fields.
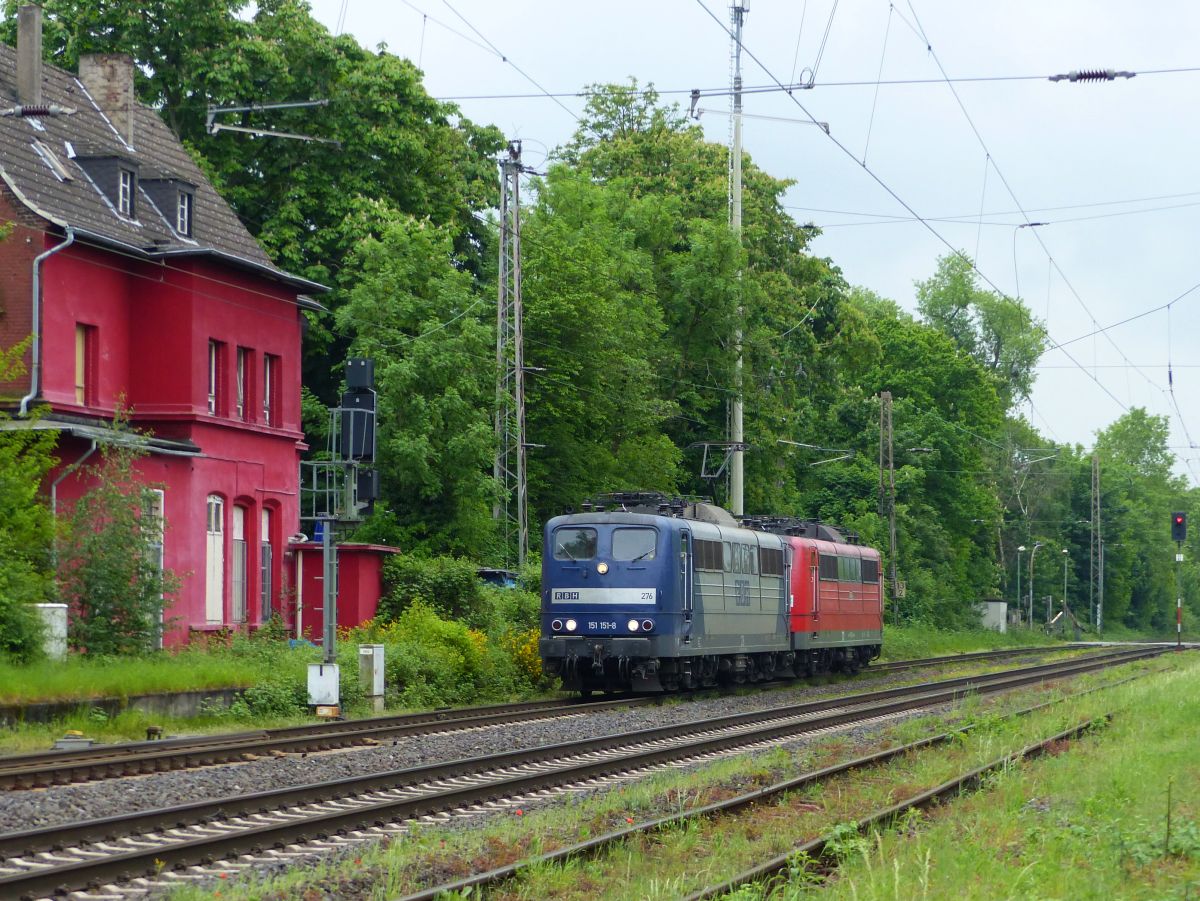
xmin=19 ymin=226 xmax=76 ymax=416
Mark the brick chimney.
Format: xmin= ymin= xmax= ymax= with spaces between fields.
xmin=79 ymin=53 xmax=136 ymax=146
xmin=16 ymin=4 xmax=43 ymax=107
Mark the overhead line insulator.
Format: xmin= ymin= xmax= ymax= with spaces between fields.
xmin=1048 ymin=69 xmax=1136 ymax=83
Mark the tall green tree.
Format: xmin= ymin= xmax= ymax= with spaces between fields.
xmin=917 ymin=253 xmax=1047 ymax=405
xmin=522 ymin=166 xmax=682 ymax=519
xmin=336 ymin=215 xmax=496 ymax=555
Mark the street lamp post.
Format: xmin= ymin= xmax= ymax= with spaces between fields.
xmin=1017 ymin=545 xmax=1026 ymax=627
xmin=1029 ymin=541 xmax=1045 ymax=625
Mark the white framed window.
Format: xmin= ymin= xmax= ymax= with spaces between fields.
xmin=236 ymin=347 xmax=247 ymax=420
xmin=205 ymin=494 xmax=224 ymax=624
xmin=260 ymin=508 xmax=273 ymax=620
xmin=118 ymin=168 xmax=134 ymax=216
xmin=177 ymin=190 xmax=193 ymax=235
xmin=207 ymin=339 xmax=222 ymax=414
xmin=231 ymin=506 xmax=247 ymax=623
xmin=75 ymin=323 xmax=96 ymax=406
xmin=262 ymin=353 xmax=278 ymax=426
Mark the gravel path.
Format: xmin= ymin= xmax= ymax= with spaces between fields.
xmin=0 ymin=667 xmax=951 ymax=834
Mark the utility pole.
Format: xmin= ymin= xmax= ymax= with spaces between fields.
xmin=879 ymin=391 xmax=898 ymax=618
xmin=494 ymin=140 xmax=529 ymax=568
xmin=1090 ymin=454 xmax=1101 ymax=630
xmin=728 ymin=0 xmax=746 ymax=517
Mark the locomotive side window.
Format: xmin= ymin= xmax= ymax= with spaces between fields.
xmin=861 ymin=558 xmax=880 ymax=583
xmin=695 ymin=539 xmax=724 ymax=571
xmin=613 ymin=527 xmax=657 ymax=561
xmin=818 ymin=554 xmax=839 ymax=580
xmin=759 ymin=547 xmax=784 ymax=576
xmin=554 ymin=528 xmax=597 ymax=560
xmin=722 ymin=541 xmax=733 ymax=572
xmin=837 ymin=556 xmax=862 ymax=582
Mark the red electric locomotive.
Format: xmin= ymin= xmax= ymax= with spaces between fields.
xmin=743 ymin=516 xmax=883 ymax=675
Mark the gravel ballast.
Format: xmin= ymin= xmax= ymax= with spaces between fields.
xmin=0 ymin=652 xmax=1073 ymax=835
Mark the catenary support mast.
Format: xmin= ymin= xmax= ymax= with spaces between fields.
xmin=879 ymin=391 xmax=898 ymax=619
xmin=495 ymin=141 xmax=529 ymax=567
xmin=729 ymin=1 xmax=746 ymax=516
xmin=1091 ymin=454 xmax=1101 ymax=630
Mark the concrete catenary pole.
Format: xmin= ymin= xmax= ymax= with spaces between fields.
xmin=729 ymin=1 xmax=746 ymax=516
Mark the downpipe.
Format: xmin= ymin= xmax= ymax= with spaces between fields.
xmin=19 ymin=227 xmax=76 ymax=416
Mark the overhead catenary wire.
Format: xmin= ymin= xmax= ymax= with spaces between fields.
xmin=861 ymin=2 xmax=894 ymax=164
xmin=428 ymin=66 xmax=1200 ymax=103
xmin=690 ymin=0 xmax=1130 ymax=417
xmin=439 ymin=1 xmax=580 ymax=123
xmin=899 ymin=1 xmax=1198 ymax=472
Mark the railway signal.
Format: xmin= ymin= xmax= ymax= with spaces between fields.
xmin=1171 ymin=511 xmax=1187 ymax=543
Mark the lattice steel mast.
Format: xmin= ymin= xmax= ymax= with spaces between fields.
xmin=494 ymin=140 xmax=528 ymax=567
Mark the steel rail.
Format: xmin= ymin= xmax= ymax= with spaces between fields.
xmin=683 ymin=714 xmax=1113 ymax=900
xmin=870 ymin=642 xmax=1091 ymax=672
xmin=0 ymin=695 xmax=650 ymax=789
xmin=0 ymin=649 xmax=1157 ymax=897
xmin=0 ymin=644 xmax=1080 ymax=789
xmin=397 ymin=671 xmax=1147 ymax=901
xmin=0 ymin=646 xmax=1146 ymax=857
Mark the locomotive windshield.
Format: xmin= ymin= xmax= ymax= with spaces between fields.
xmin=612 ymin=527 xmax=657 ymax=561
xmin=554 ymin=527 xmax=597 ymax=560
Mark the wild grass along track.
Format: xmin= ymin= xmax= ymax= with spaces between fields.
xmin=0 ymin=647 xmax=1157 ymax=899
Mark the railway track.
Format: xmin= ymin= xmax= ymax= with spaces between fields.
xmin=0 ymin=643 xmax=1080 ymax=791
xmin=0 ymin=646 xmax=1158 ymax=899
xmin=398 ymin=672 xmax=1140 ymax=901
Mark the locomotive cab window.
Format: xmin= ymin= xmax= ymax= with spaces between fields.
xmin=554 ymin=528 xmax=597 ymax=561
xmin=612 ymin=527 xmax=657 ymax=561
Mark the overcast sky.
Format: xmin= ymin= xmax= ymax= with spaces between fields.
xmin=308 ymin=0 xmax=1200 ymax=482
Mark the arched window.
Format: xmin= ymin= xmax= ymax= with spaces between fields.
xmin=231 ymin=505 xmax=248 ymax=623
xmin=260 ymin=507 xmax=274 ymax=620
xmin=205 ymin=495 xmax=224 ymax=623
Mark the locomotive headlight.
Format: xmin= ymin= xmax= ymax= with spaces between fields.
xmin=565 ymin=619 xmax=577 ymax=632
xmin=597 ymin=562 xmax=609 ymax=574
xmin=551 ymin=619 xmax=563 ymax=632
xmin=627 ymin=618 xmax=640 ymax=632
xmin=641 ymin=619 xmax=654 ymax=632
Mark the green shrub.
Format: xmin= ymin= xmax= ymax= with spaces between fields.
xmin=379 ymin=554 xmax=483 ymax=624
xmin=0 ymin=532 xmax=46 ymax=663
xmin=482 ymin=584 xmax=541 ymax=633
xmin=59 ymin=425 xmax=179 ymax=656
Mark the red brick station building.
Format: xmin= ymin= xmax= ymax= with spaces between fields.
xmin=0 ymin=8 xmax=389 ymax=644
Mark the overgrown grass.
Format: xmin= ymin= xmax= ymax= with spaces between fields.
xmin=161 ymin=653 xmax=1183 ymax=900
xmin=787 ymin=653 xmax=1200 ymax=900
xmin=0 ymin=650 xmax=292 ymax=704
xmin=880 ymin=622 xmax=1060 ymax=661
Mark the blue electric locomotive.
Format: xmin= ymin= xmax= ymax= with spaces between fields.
xmin=538 ymin=495 xmax=796 ymax=693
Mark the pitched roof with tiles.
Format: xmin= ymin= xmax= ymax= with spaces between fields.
xmin=0 ymin=43 xmax=326 ymax=296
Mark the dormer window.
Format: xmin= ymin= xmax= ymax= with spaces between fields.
xmin=177 ymin=190 xmax=193 ymax=236
xmin=118 ymin=167 xmax=134 ymax=216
